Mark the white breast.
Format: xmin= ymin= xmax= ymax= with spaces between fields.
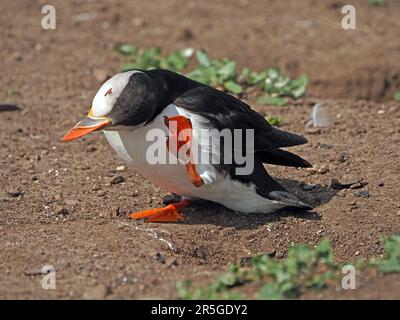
xmin=102 ymin=104 xmax=283 ymax=213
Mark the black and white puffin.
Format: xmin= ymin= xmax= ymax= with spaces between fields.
xmin=62 ymin=69 xmax=312 ymax=222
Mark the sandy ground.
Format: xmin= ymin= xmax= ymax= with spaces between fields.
xmin=1 ymin=0 xmax=400 ymax=299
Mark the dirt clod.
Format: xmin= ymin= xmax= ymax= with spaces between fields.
xmin=8 ymin=190 xmax=23 ymax=197
xmin=154 ymin=252 xmax=166 ymax=264
xmin=56 ymin=207 xmax=69 ymax=216
xmin=356 ymin=191 xmax=370 ymax=199
xmin=109 ymin=175 xmax=125 ymax=185
xmin=86 ymin=145 xmax=97 ymax=153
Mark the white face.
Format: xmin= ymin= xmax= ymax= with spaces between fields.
xmin=90 ymin=70 xmax=143 ymax=118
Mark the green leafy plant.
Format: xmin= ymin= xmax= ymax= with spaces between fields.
xmin=186 ymin=50 xmax=243 ymax=94
xmin=394 ymin=91 xmax=400 ymax=102
xmin=380 ymin=235 xmax=400 ymax=273
xmin=368 ymin=0 xmax=386 ymax=6
xmin=250 ymin=68 xmax=308 ymax=106
xmin=118 ymin=45 xmax=192 ymax=72
xmin=177 ymin=235 xmax=400 ymax=300
xmin=265 ymin=116 xmax=282 ymax=126
xmin=177 ymin=239 xmax=338 ymax=300
xmin=117 ymin=45 xmax=309 ymax=100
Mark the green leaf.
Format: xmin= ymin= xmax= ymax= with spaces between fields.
xmin=196 ymin=50 xmax=211 ymax=67
xmin=257 ymin=95 xmax=287 ymax=106
xmin=117 ymin=44 xmax=136 ymax=55
xmin=394 ymin=91 xmax=400 ymax=102
xmin=249 ymin=70 xmax=269 ymax=85
xmin=380 ymin=235 xmax=400 ymax=273
xmin=315 ymin=239 xmax=334 ymax=264
xmin=240 ymin=67 xmax=252 ymax=79
xmin=162 ymin=51 xmax=188 ymax=71
xmin=258 ymin=283 xmax=283 ymax=300
xmin=187 ymin=66 xmax=217 ymax=85
xmin=224 ymin=81 xmax=243 ymax=94
xmin=368 ymin=0 xmax=386 ymax=6
xmin=290 ymin=74 xmax=309 ymax=98
xmin=176 ymin=280 xmax=193 ymax=300
xmin=265 ymin=116 xmax=282 ymax=126
xmin=266 ymin=67 xmax=280 ymax=80
xmin=138 ymin=48 xmax=162 ymax=69
xmin=218 ymin=60 xmax=237 ymax=81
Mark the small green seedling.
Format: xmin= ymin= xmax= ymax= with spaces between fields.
xmin=379 ymin=235 xmax=400 ymax=273
xmin=265 ymin=116 xmax=282 ymax=126
xmin=368 ymin=0 xmax=386 ymax=6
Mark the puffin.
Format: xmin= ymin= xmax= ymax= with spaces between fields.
xmin=62 ymin=69 xmax=312 ymax=222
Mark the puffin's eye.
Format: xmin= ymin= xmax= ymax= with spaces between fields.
xmin=104 ymin=88 xmax=112 ymax=96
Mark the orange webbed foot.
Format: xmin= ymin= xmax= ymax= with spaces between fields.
xmin=129 ymin=199 xmax=190 ymax=223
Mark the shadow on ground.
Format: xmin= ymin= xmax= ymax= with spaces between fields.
xmin=163 ymin=178 xmax=338 ymax=230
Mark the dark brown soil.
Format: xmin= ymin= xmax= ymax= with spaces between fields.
xmin=1 ymin=0 xmax=400 ymax=299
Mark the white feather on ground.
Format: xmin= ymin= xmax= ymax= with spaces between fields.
xmin=306 ymin=102 xmax=330 ymax=128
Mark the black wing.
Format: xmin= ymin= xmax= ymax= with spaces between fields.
xmin=174 ymin=86 xmax=311 ymax=168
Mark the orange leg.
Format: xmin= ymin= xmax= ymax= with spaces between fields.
xmin=129 ymin=199 xmax=190 ymax=222
xmin=186 ymin=162 xmax=204 ymax=187
xmin=164 ymin=115 xmax=204 ymax=188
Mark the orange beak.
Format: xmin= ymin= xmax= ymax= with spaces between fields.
xmin=61 ymin=116 xmax=111 ymax=142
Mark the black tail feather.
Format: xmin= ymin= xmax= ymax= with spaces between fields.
xmin=269 ymin=191 xmax=313 ymax=210
xmin=256 ymin=148 xmax=312 ymax=168
xmin=266 ymin=127 xmax=308 ymax=148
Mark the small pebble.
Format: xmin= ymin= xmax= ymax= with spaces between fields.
xmin=86 ymin=145 xmax=97 ymax=152
xmin=355 ymin=191 xmax=370 ymax=198
xmin=110 ymin=175 xmax=125 ymax=185
xmin=317 ymin=166 xmax=328 ymax=174
xmin=65 ymin=199 xmax=79 ymax=207
xmin=154 ymin=252 xmax=166 ymax=264
xmin=305 ymin=127 xmax=321 ymax=134
xmin=350 ymin=182 xmax=363 ymax=189
xmin=341 ymin=175 xmax=363 ymax=187
xmin=57 ymin=208 xmax=69 ymax=216
xmin=8 ymin=189 xmax=23 ymax=197
xmin=116 ymin=165 xmax=126 ymax=172
xmin=109 ymin=206 xmax=120 ymax=218
xmin=97 ymin=190 xmax=106 ymax=197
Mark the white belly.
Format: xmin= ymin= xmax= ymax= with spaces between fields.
xmin=102 ymin=104 xmax=283 ymax=213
